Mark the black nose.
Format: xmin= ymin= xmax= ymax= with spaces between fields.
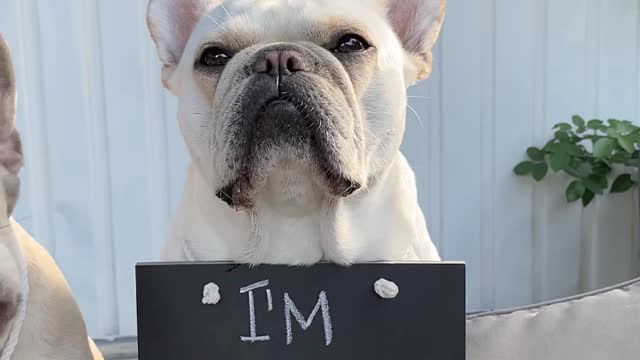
xmin=254 ymin=49 xmax=308 ymax=77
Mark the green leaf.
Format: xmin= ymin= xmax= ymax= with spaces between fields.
xmin=592 ymin=162 xmax=612 ymax=176
xmin=618 ymin=135 xmax=636 ymax=153
xmin=544 ymin=142 xmax=560 ymax=153
xmin=611 ymin=152 xmax=629 ymax=163
xmin=550 ymin=152 xmax=570 ymax=172
xmin=597 ymin=174 xmax=609 ymax=189
xmin=576 ymin=126 xmax=587 ymax=134
xmin=514 ymin=161 xmax=534 ymax=175
xmin=565 ymin=159 xmax=592 ymax=178
xmin=582 ymin=189 xmax=595 ymax=207
xmin=566 ymin=180 xmax=586 ymax=202
xmin=587 ymin=119 xmax=604 ymax=129
xmin=611 ymin=174 xmax=635 ymax=193
xmin=572 ymin=115 xmax=585 ymax=128
xmin=608 ymin=119 xmax=621 ymax=127
xmin=567 ymin=144 xmax=587 ymax=157
xmin=553 ymin=123 xmax=572 ymax=132
xmin=629 ymin=133 xmax=640 ymax=145
xmin=593 ymin=138 xmax=617 ymax=158
xmin=583 ymin=175 xmax=606 ymax=195
xmin=532 ymin=163 xmax=548 ymax=182
xmin=616 ymin=123 xmax=635 ymax=135
xmin=527 ymin=147 xmax=545 ymax=161
xmin=555 ymin=131 xmax=571 ymax=142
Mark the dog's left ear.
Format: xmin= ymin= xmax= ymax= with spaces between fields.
xmin=385 ymin=0 xmax=446 ymax=83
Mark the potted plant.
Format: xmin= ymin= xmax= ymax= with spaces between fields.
xmin=513 ymin=116 xmax=640 ymax=206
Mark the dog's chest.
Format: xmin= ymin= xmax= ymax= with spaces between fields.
xmin=180 ymin=208 xmax=328 ymax=265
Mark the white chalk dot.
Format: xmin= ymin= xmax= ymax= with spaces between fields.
xmin=374 ymin=278 xmax=399 ymax=299
xmin=202 ymin=282 xmax=221 ymax=305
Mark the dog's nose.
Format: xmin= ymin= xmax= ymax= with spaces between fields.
xmin=254 ymin=49 xmax=308 ymax=77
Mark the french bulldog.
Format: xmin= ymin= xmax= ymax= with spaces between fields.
xmin=0 ymin=35 xmax=103 ymax=360
xmin=147 ymin=0 xmax=446 ymax=265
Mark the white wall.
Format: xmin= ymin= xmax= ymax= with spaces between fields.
xmin=1 ymin=0 xmax=639 ymax=338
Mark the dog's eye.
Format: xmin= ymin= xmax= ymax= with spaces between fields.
xmin=199 ymin=47 xmax=231 ymax=67
xmin=334 ymin=35 xmax=370 ymax=53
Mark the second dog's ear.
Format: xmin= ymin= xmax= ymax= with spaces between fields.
xmin=0 ymin=35 xmax=23 ymax=216
xmin=384 ymin=0 xmax=446 ymax=83
xmin=147 ymin=0 xmax=221 ymax=90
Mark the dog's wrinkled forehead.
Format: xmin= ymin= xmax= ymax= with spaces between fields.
xmin=188 ymin=0 xmax=393 ymax=53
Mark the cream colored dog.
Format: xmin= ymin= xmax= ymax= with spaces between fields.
xmin=0 ymin=35 xmax=103 ymax=360
xmin=148 ymin=0 xmax=446 ymax=265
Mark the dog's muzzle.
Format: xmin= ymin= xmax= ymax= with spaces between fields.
xmin=215 ymin=44 xmax=362 ymax=210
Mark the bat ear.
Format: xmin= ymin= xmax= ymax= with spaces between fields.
xmin=0 ymin=35 xmax=22 ymax=175
xmin=384 ymin=0 xmax=446 ymax=82
xmin=147 ymin=0 xmax=221 ymax=89
xmin=0 ymin=35 xmax=23 ymax=216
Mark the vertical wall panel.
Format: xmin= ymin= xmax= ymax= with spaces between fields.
xmin=438 ymin=0 xmax=495 ymax=311
xmin=539 ymin=0 xmax=588 ymax=302
xmin=579 ymin=0 xmax=604 ymax=293
xmin=96 ymin=0 xmax=158 ymax=336
xmin=493 ymin=0 xmax=537 ymax=309
xmin=1 ymin=0 xmax=639 ymax=337
xmin=591 ymin=0 xmax=640 ymax=290
xmin=75 ymin=0 xmax=119 ymax=336
xmin=13 ymin=0 xmax=56 ymax=255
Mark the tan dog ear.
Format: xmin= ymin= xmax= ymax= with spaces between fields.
xmin=385 ymin=0 xmax=446 ymax=82
xmin=147 ymin=0 xmax=221 ymax=90
xmin=0 ymin=35 xmax=22 ymax=217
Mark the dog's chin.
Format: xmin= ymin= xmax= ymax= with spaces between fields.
xmin=215 ymin=100 xmax=361 ymax=211
xmin=216 ymin=170 xmax=361 ymax=212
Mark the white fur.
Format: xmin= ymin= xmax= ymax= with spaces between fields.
xmin=148 ymin=0 xmax=445 ymax=265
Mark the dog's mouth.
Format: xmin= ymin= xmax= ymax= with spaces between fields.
xmin=215 ymin=90 xmax=362 ymax=210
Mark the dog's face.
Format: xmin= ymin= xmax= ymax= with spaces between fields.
xmin=148 ymin=0 xmax=445 ymax=210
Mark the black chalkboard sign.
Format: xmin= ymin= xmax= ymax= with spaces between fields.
xmin=136 ymin=262 xmax=465 ymax=360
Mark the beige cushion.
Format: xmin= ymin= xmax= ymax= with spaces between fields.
xmin=467 ymin=278 xmax=640 ymax=360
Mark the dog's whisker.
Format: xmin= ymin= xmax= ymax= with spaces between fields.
xmin=406 ymin=104 xmax=425 ymax=129
xmin=218 ymin=1 xmax=233 ymax=19
xmin=407 ymin=95 xmax=432 ymax=100
xmin=200 ymin=11 xmax=228 ymax=31
xmin=364 ymin=128 xmax=386 ymax=152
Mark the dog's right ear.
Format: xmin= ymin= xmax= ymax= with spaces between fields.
xmin=147 ymin=0 xmax=221 ymax=90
